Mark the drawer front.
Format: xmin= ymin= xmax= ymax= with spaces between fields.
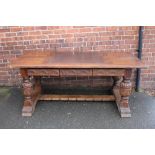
xmin=27 ymin=68 xmax=125 ymax=77
xmin=28 ymin=69 xmax=59 ymax=76
xmin=93 ymin=69 xmax=125 ymax=76
xmin=60 ymin=69 xmax=92 ymax=77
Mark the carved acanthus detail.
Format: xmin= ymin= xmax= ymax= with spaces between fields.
xmin=23 ymin=79 xmax=33 ymax=97
xmin=120 ymin=79 xmax=132 ymax=97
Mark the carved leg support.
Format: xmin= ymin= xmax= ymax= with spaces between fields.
xmin=113 ymin=76 xmax=123 ymax=116
xmin=119 ymin=77 xmax=132 ymax=117
xmin=113 ymin=69 xmax=132 ymax=117
xmin=22 ymin=77 xmax=41 ymax=116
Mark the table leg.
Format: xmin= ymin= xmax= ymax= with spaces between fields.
xmin=113 ymin=69 xmax=132 ymax=117
xmin=22 ymin=77 xmax=41 ymax=116
xmin=119 ymin=76 xmax=132 ymax=117
xmin=112 ymin=76 xmax=123 ymax=116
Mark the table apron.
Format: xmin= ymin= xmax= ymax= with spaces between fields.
xmin=26 ymin=68 xmax=126 ymax=77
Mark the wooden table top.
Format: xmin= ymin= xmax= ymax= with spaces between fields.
xmin=10 ymin=51 xmax=146 ymax=69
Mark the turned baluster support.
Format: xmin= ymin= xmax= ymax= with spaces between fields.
xmin=119 ymin=77 xmax=132 ymax=117
xmin=22 ymin=77 xmax=34 ymax=116
xmin=20 ymin=69 xmax=41 ymax=116
xmin=113 ymin=69 xmax=132 ymax=117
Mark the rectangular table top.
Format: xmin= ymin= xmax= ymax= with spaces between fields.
xmin=10 ymin=51 xmax=146 ymax=69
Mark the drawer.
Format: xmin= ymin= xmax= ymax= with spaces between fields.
xmin=93 ymin=69 xmax=125 ymax=76
xmin=28 ymin=69 xmax=59 ymax=76
xmin=60 ymin=69 xmax=92 ymax=77
xmin=27 ymin=68 xmax=125 ymax=77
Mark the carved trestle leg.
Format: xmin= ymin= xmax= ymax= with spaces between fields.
xmin=22 ymin=77 xmax=41 ymax=116
xmin=113 ymin=69 xmax=132 ymax=117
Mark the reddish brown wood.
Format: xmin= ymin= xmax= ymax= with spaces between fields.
xmin=10 ymin=51 xmax=145 ymax=69
xmin=27 ymin=68 xmax=126 ymax=77
xmin=39 ymin=94 xmax=115 ymax=101
xmin=93 ymin=69 xmax=125 ymax=76
xmin=28 ymin=69 xmax=59 ymax=76
xmin=10 ymin=51 xmax=146 ymax=117
xmin=22 ymin=77 xmax=34 ymax=116
xmin=22 ymin=76 xmax=41 ymax=116
xmin=119 ymin=69 xmax=132 ymax=117
xmin=113 ymin=69 xmax=133 ymax=117
xmin=112 ymin=76 xmax=123 ymax=116
xmin=60 ymin=69 xmax=92 ymax=77
xmin=20 ymin=68 xmax=28 ymax=78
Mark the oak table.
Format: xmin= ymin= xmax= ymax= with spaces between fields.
xmin=10 ymin=51 xmax=145 ymax=117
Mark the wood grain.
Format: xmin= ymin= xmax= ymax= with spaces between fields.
xmin=10 ymin=51 xmax=146 ymax=69
xmin=39 ymin=94 xmax=115 ymax=101
xmin=9 ymin=51 xmax=146 ymax=117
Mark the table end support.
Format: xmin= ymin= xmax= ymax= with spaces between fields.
xmin=22 ymin=77 xmax=41 ymax=116
xmin=119 ymin=76 xmax=132 ymax=118
xmin=113 ymin=69 xmax=132 ymax=118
